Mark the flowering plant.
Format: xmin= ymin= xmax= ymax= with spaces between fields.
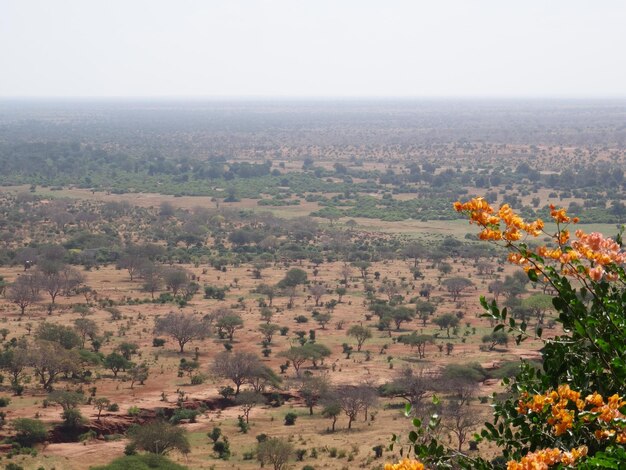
xmin=388 ymin=199 xmax=626 ymax=469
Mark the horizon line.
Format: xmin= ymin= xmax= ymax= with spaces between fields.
xmin=2 ymin=94 xmax=626 ymax=102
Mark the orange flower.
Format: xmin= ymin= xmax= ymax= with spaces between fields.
xmin=385 ymin=458 xmax=425 ymax=470
xmin=507 ymin=446 xmax=586 ymax=470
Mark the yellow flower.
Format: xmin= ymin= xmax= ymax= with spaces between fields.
xmin=384 ymin=458 xmax=425 ymax=470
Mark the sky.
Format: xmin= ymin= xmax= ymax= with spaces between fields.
xmin=0 ymin=0 xmax=625 ymax=98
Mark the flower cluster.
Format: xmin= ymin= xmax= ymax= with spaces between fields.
xmin=454 ymin=198 xmax=626 ymax=282
xmin=384 ymin=458 xmax=425 ymax=470
xmin=506 ymin=446 xmax=587 ymax=470
xmin=517 ymin=387 xmax=626 ymax=440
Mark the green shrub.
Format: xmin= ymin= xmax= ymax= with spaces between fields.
xmin=284 ymin=412 xmax=298 ymax=425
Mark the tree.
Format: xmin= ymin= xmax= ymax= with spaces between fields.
xmin=94 ymin=397 xmax=110 ymax=421
xmin=299 ymin=374 xmax=330 ymax=415
xmin=259 ymin=323 xmax=280 ymax=344
xmin=128 ymin=421 xmax=190 ymax=456
xmin=0 ymin=346 xmax=29 ymax=390
xmin=340 ymin=263 xmax=352 ymax=284
xmin=130 ymin=362 xmax=150 ymax=388
xmin=211 ymin=351 xmax=262 ymax=395
xmin=335 ymin=385 xmax=370 ymax=430
xmin=336 ymin=287 xmax=347 ymax=302
xmin=35 ymin=322 xmax=81 ymax=350
xmin=390 ymin=306 xmax=416 ymax=330
xmin=7 ymin=275 xmax=41 ymax=316
xmin=347 ymin=325 xmax=372 ymax=352
xmin=441 ymin=381 xmax=482 ymax=452
xmin=433 ymin=313 xmax=460 ymax=338
xmin=140 ymin=262 xmax=163 ymax=299
xmin=215 ymin=312 xmax=244 ymax=341
xmin=352 ymin=261 xmax=371 ymax=279
xmin=403 ymin=242 xmax=426 ymax=268
xmin=315 ymin=312 xmax=332 ymax=329
xmin=48 ymin=390 xmax=85 ymax=411
xmin=162 ymin=268 xmax=189 ymax=296
xmin=415 ymin=300 xmax=436 ymax=326
xmin=256 ymin=437 xmax=294 ymax=470
xmin=12 ymin=418 xmax=48 ymax=447
xmin=302 ymin=343 xmax=331 ymax=368
xmin=235 ymin=390 xmax=263 ymax=423
xmin=279 ymin=268 xmax=308 ymax=288
xmin=29 ymin=340 xmax=80 ymax=390
xmin=442 ymin=277 xmax=474 ymax=301
xmin=247 ymin=364 xmax=282 ymax=393
xmin=36 ymin=263 xmax=64 ymax=306
xmin=154 ymin=312 xmax=210 ymax=353
xmin=482 ymin=331 xmax=509 ymax=351
xmin=74 ymin=318 xmax=98 ymax=349
xmin=397 ymin=333 xmax=434 ymax=359
xmin=321 ymin=400 xmax=341 ymax=432
xmin=277 ymin=346 xmax=310 ymax=377
xmin=118 ymin=341 xmax=139 ymax=360
xmin=380 ymin=367 xmax=430 ymax=416
xmin=257 ymin=283 xmax=276 ymax=307
xmin=104 ymin=352 xmax=131 ymax=378
xmin=309 ymin=283 xmax=326 ymax=306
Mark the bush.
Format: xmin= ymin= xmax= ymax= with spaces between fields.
xmin=284 ymin=412 xmax=298 ymax=425
xmin=127 ymin=406 xmax=141 ymax=416
xmin=107 ymin=403 xmax=120 ymax=412
xmin=169 ymin=408 xmax=198 ymax=424
xmin=90 ymin=454 xmax=187 ymax=470
xmin=11 ymin=418 xmax=47 ymax=447
xmin=152 ymin=338 xmax=166 ymax=347
xmin=190 ymin=373 xmax=206 ymax=385
xmin=0 ymin=397 xmax=11 ymax=407
xmin=213 ymin=440 xmax=230 ymax=459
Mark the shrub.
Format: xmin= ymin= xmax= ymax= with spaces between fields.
xmin=11 ymin=418 xmax=47 ymax=447
xmin=284 ymin=412 xmax=298 ymax=425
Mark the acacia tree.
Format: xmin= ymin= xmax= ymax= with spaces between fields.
xmin=215 ymin=311 xmax=244 ymax=341
xmin=442 ymin=277 xmax=474 ymax=301
xmin=309 ymin=283 xmax=326 ymax=306
xmin=347 ymin=325 xmax=372 ymax=352
xmin=154 ymin=312 xmax=210 ymax=353
xmin=335 ymin=385 xmax=372 ymax=430
xmin=380 ymin=367 xmax=430 ymax=416
xmin=7 ymin=275 xmax=41 ymax=316
xmin=322 ymin=400 xmax=341 ymax=432
xmin=128 ymin=421 xmax=190 ymax=456
xmin=299 ymin=374 xmax=330 ymax=415
xmin=211 ymin=351 xmax=262 ymax=395
xmin=235 ymin=390 xmax=263 ymax=423
xmin=433 ymin=313 xmax=460 ymax=338
xmin=29 ymin=340 xmax=80 ymax=390
xmin=256 ymin=437 xmax=294 ymax=470
xmin=162 ymin=268 xmax=189 ymax=296
xmin=93 ymin=397 xmax=110 ymax=421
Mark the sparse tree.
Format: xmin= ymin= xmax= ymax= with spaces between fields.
xmin=235 ymin=390 xmax=263 ymax=423
xmin=309 ymin=283 xmax=326 ymax=306
xmin=29 ymin=340 xmax=80 ymax=390
xmin=211 ymin=351 xmax=262 ymax=395
xmin=7 ymin=275 xmax=41 ymax=316
xmin=256 ymin=437 xmax=294 ymax=470
xmin=442 ymin=277 xmax=474 ymax=301
xmin=347 ymin=325 xmax=372 ymax=352
xmin=128 ymin=421 xmax=190 ymax=456
xmin=154 ymin=312 xmax=210 ymax=353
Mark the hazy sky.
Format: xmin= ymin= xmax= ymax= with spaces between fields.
xmin=1 ymin=0 xmax=625 ymax=98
